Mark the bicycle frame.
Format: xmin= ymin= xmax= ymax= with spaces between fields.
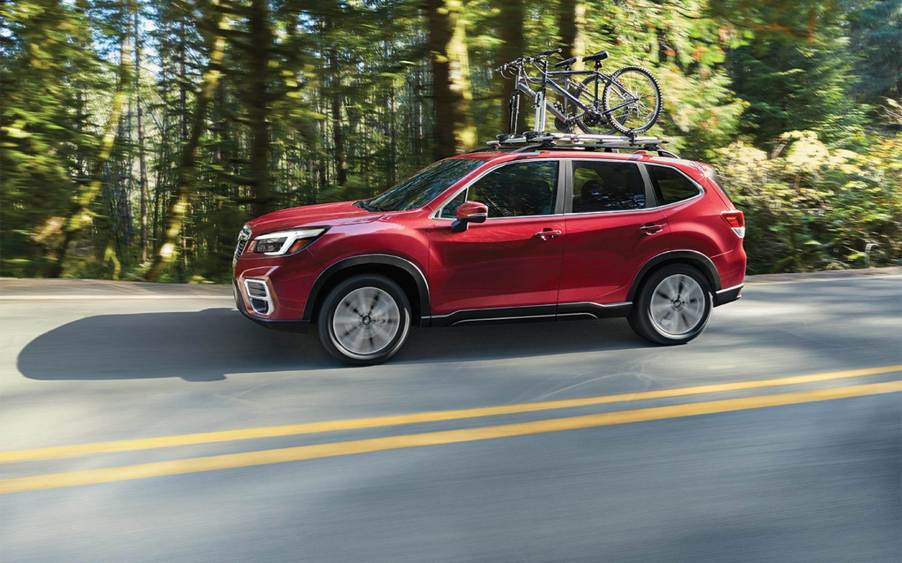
xmin=508 ymin=61 xmax=639 ymax=134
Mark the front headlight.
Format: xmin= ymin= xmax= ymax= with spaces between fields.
xmin=252 ymin=228 xmax=327 ymax=256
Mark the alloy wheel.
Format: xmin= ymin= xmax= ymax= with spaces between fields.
xmin=331 ymin=286 xmax=401 ymax=357
xmin=649 ymin=274 xmax=706 ymax=336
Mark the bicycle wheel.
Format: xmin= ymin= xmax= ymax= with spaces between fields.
xmin=602 ymin=66 xmax=661 ymax=134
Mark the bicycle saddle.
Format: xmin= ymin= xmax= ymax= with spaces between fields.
xmin=554 ymin=57 xmax=577 ymax=68
xmin=582 ymin=50 xmax=608 ymax=62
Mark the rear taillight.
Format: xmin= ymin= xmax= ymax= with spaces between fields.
xmin=721 ymin=210 xmax=745 ymax=238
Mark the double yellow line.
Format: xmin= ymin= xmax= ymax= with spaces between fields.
xmin=1 ymin=365 xmax=899 ymax=495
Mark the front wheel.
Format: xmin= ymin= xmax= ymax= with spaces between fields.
xmin=602 ymin=66 xmax=661 ymax=134
xmin=317 ymin=274 xmax=412 ymax=365
xmin=628 ymin=264 xmax=712 ymax=345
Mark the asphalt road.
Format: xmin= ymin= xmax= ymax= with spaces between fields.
xmin=0 ymin=272 xmax=900 ymax=562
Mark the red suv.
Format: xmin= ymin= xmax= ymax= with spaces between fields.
xmin=234 ymin=146 xmax=746 ymax=365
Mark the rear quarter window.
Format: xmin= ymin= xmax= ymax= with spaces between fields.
xmin=648 ymin=165 xmax=701 ymax=205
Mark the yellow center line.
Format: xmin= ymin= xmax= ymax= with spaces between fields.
xmin=0 ymin=380 xmax=899 ymax=495
xmin=1 ymin=364 xmax=899 ymax=464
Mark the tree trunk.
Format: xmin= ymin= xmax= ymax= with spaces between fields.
xmin=413 ymin=62 xmax=424 ymax=161
xmin=496 ymin=0 xmax=525 ymax=133
xmin=115 ymin=109 xmax=132 ymax=263
xmin=145 ymin=5 xmax=230 ymax=281
xmin=45 ymin=0 xmax=134 ymax=277
xmin=152 ymin=108 xmax=166 ymax=253
xmin=249 ymin=0 xmax=273 ymax=217
xmin=558 ymin=0 xmax=587 ymax=69
xmin=178 ymin=20 xmax=188 ymax=142
xmin=388 ymin=83 xmax=397 ymax=185
xmin=134 ymin=6 xmax=148 ymax=263
xmin=329 ymin=42 xmax=347 ymax=187
xmin=426 ymin=0 xmax=476 ymax=159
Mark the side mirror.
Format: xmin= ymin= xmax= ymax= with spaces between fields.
xmin=451 ymin=201 xmax=488 ymax=232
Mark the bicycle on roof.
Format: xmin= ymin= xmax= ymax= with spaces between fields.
xmin=496 ymin=48 xmax=662 ymax=137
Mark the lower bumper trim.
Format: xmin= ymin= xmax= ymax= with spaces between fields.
xmin=713 ymin=284 xmax=743 ymax=307
xmin=234 ymin=281 xmax=310 ymax=332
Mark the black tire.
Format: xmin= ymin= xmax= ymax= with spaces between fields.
xmin=602 ymin=66 xmax=662 ymax=134
xmin=317 ymin=274 xmax=412 ymax=366
xmin=628 ymin=264 xmax=712 ymax=345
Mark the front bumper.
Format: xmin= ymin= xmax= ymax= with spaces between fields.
xmin=234 ymin=281 xmax=310 ymax=332
xmin=233 ymin=243 xmax=321 ymax=320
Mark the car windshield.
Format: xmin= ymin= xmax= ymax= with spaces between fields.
xmin=362 ymin=158 xmax=486 ymax=212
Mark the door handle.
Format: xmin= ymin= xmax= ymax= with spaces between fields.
xmin=640 ymin=223 xmax=664 ymax=235
xmin=534 ymin=228 xmax=562 ymax=241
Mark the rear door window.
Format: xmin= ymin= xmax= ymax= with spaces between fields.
xmin=648 ymin=165 xmax=700 ymax=205
xmin=570 ymin=161 xmax=646 ymax=212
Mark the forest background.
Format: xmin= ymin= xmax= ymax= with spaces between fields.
xmin=1 ymin=0 xmax=899 ymax=282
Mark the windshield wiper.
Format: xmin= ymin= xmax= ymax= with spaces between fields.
xmin=355 ymin=199 xmax=379 ymax=212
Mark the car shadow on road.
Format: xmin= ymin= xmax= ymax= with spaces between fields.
xmin=17 ymin=308 xmax=331 ymax=381
xmin=399 ymin=319 xmax=642 ymax=365
xmin=17 ymin=308 xmax=643 ymax=381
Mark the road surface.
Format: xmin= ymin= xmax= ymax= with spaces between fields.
xmin=0 ymin=271 xmax=900 ymax=562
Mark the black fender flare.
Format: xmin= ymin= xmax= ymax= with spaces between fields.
xmin=627 ymin=250 xmax=721 ymax=302
xmin=302 ymin=254 xmax=430 ymax=321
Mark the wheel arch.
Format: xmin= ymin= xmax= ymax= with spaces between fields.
xmin=627 ymin=250 xmax=721 ymax=302
xmin=303 ymin=254 xmax=430 ymax=323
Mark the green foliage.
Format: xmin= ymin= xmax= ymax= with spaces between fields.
xmin=729 ymin=37 xmax=867 ymax=145
xmin=713 ymin=132 xmax=902 ymax=273
xmin=713 ymin=0 xmax=872 ymax=145
xmin=847 ymin=0 xmax=902 ymax=103
xmin=1 ymin=0 xmax=99 ymax=274
xmin=0 ymin=0 xmax=899 ymax=281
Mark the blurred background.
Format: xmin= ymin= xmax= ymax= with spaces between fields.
xmin=1 ymin=0 xmax=899 ymax=282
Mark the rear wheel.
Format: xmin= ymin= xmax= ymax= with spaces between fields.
xmin=317 ymin=274 xmax=411 ymax=365
xmin=628 ymin=264 xmax=712 ymax=345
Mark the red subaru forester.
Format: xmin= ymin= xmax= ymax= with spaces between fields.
xmin=234 ymin=145 xmax=746 ymax=365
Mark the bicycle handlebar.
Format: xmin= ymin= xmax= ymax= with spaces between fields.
xmin=494 ymin=59 xmax=519 ymax=72
xmin=531 ymin=48 xmax=562 ymax=58
xmin=494 ymin=48 xmax=563 ymax=76
xmin=495 ymin=57 xmax=527 ymax=76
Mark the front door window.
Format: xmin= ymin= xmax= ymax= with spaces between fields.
xmin=441 ymin=160 xmax=559 ymax=219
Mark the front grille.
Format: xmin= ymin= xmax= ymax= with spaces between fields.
xmin=234 ymin=225 xmax=251 ymax=260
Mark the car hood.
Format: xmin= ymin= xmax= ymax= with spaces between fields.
xmin=246 ymin=201 xmax=379 ymax=235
